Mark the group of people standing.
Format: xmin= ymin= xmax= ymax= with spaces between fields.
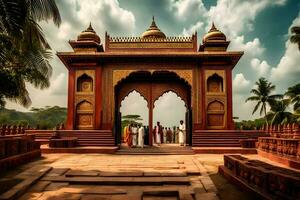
xmin=123 ymin=124 xmax=147 ymax=148
xmin=123 ymin=120 xmax=186 ymax=148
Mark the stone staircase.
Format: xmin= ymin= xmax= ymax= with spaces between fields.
xmin=117 ymin=144 xmax=195 ymax=155
xmin=71 ymin=130 xmax=115 ymax=146
xmin=28 ymin=130 xmax=115 ymax=146
xmin=192 ymin=130 xmax=263 ymax=147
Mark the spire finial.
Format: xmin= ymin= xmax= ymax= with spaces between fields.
xmin=150 ymin=16 xmax=157 ymax=28
xmin=209 ymin=22 xmax=217 ymax=32
xmin=86 ymin=22 xmax=95 ymax=32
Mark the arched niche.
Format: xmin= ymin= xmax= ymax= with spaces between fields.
xmin=207 ymin=100 xmax=225 ymax=127
xmin=75 ymin=100 xmax=94 ymax=129
xmin=207 ymin=73 xmax=223 ymax=93
xmin=77 ymin=73 xmax=93 ymax=92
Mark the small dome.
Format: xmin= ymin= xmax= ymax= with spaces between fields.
xmin=142 ymin=16 xmax=166 ymax=39
xmin=203 ymin=23 xmax=226 ymax=43
xmin=77 ymin=23 xmax=100 ymax=43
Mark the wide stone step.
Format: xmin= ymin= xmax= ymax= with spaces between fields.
xmin=192 ymin=144 xmax=241 ymax=147
xmin=41 ymin=176 xmax=190 ymax=185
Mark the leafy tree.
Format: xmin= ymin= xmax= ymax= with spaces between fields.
xmin=31 ymin=106 xmax=66 ymax=129
xmin=121 ymin=114 xmax=143 ymax=132
xmin=285 ymin=83 xmax=300 ymax=112
xmin=290 ymin=26 xmax=300 ymax=50
xmin=245 ymin=77 xmax=282 ymax=125
xmin=234 ymin=118 xmax=265 ymax=130
xmin=268 ymin=99 xmax=294 ymax=125
xmin=0 ymin=0 xmax=61 ymax=107
xmin=0 ymin=106 xmax=66 ymax=129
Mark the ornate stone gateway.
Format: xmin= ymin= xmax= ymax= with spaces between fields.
xmin=57 ymin=18 xmax=243 ymax=146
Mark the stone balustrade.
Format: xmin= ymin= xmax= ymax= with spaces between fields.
xmin=220 ymin=155 xmax=300 ymax=199
xmin=259 ymin=123 xmax=300 ymax=139
xmin=0 ymin=134 xmax=41 ymax=170
xmin=258 ymin=137 xmax=300 ymax=158
xmin=0 ymin=124 xmax=27 ymax=136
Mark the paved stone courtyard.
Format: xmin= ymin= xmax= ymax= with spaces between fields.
xmin=0 ymin=153 xmax=295 ymax=200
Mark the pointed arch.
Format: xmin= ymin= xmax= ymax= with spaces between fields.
xmin=75 ymin=100 xmax=94 ymax=129
xmin=77 ymin=73 xmax=93 ymax=92
xmin=207 ymin=100 xmax=225 ymax=128
xmin=207 ymin=73 xmax=223 ymax=93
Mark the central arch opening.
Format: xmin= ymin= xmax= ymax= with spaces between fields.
xmin=114 ymin=70 xmax=192 ymax=147
xmin=153 ymin=91 xmax=187 ymax=145
xmin=120 ymin=90 xmax=149 ymax=146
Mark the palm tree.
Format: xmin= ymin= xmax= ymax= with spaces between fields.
xmin=290 ymin=26 xmax=300 ymax=50
xmin=245 ymin=77 xmax=282 ymax=125
xmin=285 ymin=83 xmax=300 ymax=112
xmin=0 ymin=0 xmax=61 ymax=107
xmin=268 ymin=99 xmax=294 ymax=125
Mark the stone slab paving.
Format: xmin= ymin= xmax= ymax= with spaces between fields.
xmin=0 ymin=154 xmax=218 ymax=200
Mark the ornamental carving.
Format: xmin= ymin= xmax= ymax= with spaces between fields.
xmin=109 ymin=42 xmax=193 ymax=49
xmin=205 ymin=70 xmax=226 ymax=93
xmin=75 ymin=70 xmax=95 ymax=94
xmin=113 ymin=69 xmax=193 ymax=88
xmin=75 ymin=95 xmax=95 ymax=106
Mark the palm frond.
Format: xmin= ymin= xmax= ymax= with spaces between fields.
xmin=27 ymin=0 xmax=61 ymax=26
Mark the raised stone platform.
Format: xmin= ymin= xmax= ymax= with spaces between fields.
xmin=219 ymin=154 xmax=300 ymax=200
xmin=193 ymin=147 xmax=257 ymax=154
xmin=40 ymin=145 xmax=118 ymax=154
xmin=257 ymin=149 xmax=300 ymax=170
xmin=117 ymin=144 xmax=195 ymax=155
xmin=14 ymin=154 xmax=219 ymax=200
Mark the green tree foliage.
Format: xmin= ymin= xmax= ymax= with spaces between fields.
xmin=267 ymin=99 xmax=295 ymax=125
xmin=235 ymin=118 xmax=265 ymax=130
xmin=245 ymin=77 xmax=282 ymax=125
xmin=0 ymin=0 xmax=61 ymax=107
xmin=285 ymin=83 xmax=300 ymax=112
xmin=0 ymin=106 xmax=66 ymax=129
xmin=290 ymin=26 xmax=300 ymax=50
xmin=121 ymin=114 xmax=143 ymax=131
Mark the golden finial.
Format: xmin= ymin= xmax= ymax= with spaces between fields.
xmin=209 ymin=22 xmax=217 ymax=32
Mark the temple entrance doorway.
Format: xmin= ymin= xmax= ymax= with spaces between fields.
xmin=119 ymin=90 xmax=149 ymax=147
xmin=153 ymin=91 xmax=187 ymax=146
xmin=114 ymin=70 xmax=192 ymax=147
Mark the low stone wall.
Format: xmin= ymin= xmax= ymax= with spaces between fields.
xmin=220 ymin=155 xmax=300 ymax=200
xmin=258 ymin=137 xmax=300 ymax=158
xmin=0 ymin=134 xmax=41 ymax=170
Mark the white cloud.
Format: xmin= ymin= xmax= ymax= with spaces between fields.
xmin=233 ymin=73 xmax=251 ymax=94
xmin=170 ymin=0 xmax=207 ymax=21
xmin=251 ymin=58 xmax=271 ymax=76
xmin=120 ymin=91 xmax=149 ymax=125
xmin=270 ymin=12 xmax=300 ymax=91
xmin=229 ymin=36 xmax=265 ymax=56
xmin=206 ymin=0 xmax=287 ymax=38
xmin=47 ymin=73 xmax=67 ymax=95
xmin=182 ymin=21 xmax=204 ymax=36
xmin=57 ymin=22 xmax=72 ymax=40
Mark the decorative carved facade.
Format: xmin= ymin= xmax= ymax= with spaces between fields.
xmin=57 ymin=17 xmax=243 ymax=146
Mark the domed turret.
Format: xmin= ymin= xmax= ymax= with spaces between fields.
xmin=202 ymin=23 xmax=226 ymax=43
xmin=77 ymin=23 xmax=101 ymax=43
xmin=199 ymin=23 xmax=229 ymax=52
xmin=142 ymin=16 xmax=166 ymax=39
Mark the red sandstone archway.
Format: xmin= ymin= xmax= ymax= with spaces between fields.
xmin=114 ymin=70 xmax=192 ymax=146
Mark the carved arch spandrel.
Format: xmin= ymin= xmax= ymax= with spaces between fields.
xmin=152 ymin=83 xmax=190 ymax=108
xmin=113 ymin=69 xmax=193 ymax=88
xmin=117 ymin=82 xmax=150 ymax=108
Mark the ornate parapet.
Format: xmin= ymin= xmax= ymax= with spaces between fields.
xmin=105 ymin=33 xmax=197 ymax=51
xmin=258 ymin=137 xmax=300 ymax=158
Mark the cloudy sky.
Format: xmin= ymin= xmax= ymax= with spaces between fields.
xmin=5 ymin=0 xmax=300 ymax=126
